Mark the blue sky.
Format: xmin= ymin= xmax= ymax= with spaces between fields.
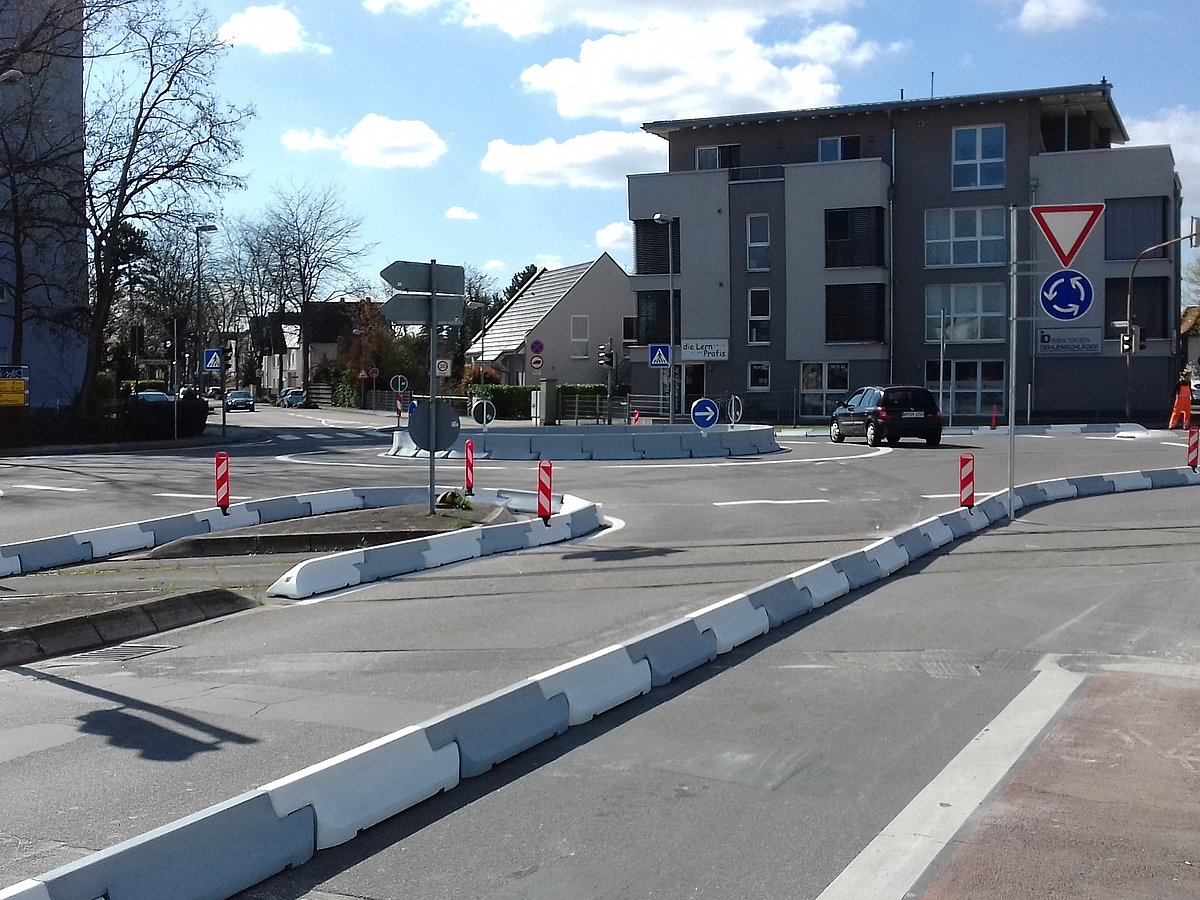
xmin=204 ymin=0 xmax=1200 ymax=290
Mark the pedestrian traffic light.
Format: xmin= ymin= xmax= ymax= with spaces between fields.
xmin=1120 ymin=332 xmax=1134 ymax=354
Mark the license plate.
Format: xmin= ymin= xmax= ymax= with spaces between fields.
xmin=901 ymin=411 xmax=924 ymax=418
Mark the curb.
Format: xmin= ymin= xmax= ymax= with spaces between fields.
xmin=0 ymin=589 xmax=256 ymax=668
xmin=5 ymin=466 xmax=1197 ymax=899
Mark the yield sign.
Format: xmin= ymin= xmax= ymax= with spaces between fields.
xmin=1030 ymin=203 xmax=1105 ymax=268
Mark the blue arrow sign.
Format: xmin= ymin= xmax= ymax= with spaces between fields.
xmin=1039 ymin=268 xmax=1093 ymax=322
xmin=691 ymin=397 xmax=719 ymax=430
xmin=203 ymin=348 xmax=222 ymax=371
xmin=648 ymin=344 xmax=670 ymax=368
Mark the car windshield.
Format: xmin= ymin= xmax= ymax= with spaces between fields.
xmin=134 ymin=392 xmax=170 ymax=402
xmin=230 ymin=391 xmax=249 ymax=399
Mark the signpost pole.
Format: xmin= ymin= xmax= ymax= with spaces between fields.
xmin=428 ymin=259 xmax=438 ymax=515
xmin=1007 ymin=204 xmax=1018 ymax=521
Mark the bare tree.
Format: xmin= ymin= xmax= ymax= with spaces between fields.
xmin=79 ymin=1 xmax=252 ymax=407
xmin=260 ymin=182 xmax=371 ymax=391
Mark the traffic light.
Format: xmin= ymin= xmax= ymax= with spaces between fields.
xmin=596 ymin=343 xmax=611 ymax=367
xmin=223 ymin=341 xmax=235 ymax=382
xmin=1119 ymin=331 xmax=1134 ymax=354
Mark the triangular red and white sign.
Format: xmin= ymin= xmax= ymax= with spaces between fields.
xmin=1030 ymin=203 xmax=1105 ymax=268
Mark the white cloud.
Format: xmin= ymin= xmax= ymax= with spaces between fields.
xmin=362 ymin=0 xmax=442 ymax=13
xmin=1126 ymin=106 xmax=1200 ymax=230
xmin=282 ymin=114 xmax=448 ymax=168
xmin=1014 ymin=0 xmax=1103 ymax=33
xmin=535 ymin=253 xmax=566 ymax=269
xmin=520 ymin=13 xmax=867 ymax=124
xmin=481 ymin=130 xmax=664 ymax=189
xmin=484 ymin=259 xmax=507 ymax=271
xmin=218 ymin=5 xmax=332 ymax=54
xmin=445 ymin=205 xmax=480 ymax=220
xmin=596 ymin=221 xmax=631 ymax=251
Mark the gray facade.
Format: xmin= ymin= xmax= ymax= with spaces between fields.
xmin=626 ymin=83 xmax=1182 ymax=423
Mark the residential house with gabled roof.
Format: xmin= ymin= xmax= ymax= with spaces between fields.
xmin=467 ymin=253 xmax=632 ymax=385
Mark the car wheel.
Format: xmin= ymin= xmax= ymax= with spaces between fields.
xmin=249 ymin=404 xmax=255 ymax=411
xmin=866 ymin=421 xmax=880 ymax=447
xmin=925 ymin=432 xmax=942 ymax=447
xmin=830 ymin=420 xmax=844 ymax=443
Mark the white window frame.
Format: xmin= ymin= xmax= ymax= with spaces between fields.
xmin=952 ymin=124 xmax=1005 ymax=190
xmin=748 ymin=360 xmax=770 ymax=392
xmin=747 ymin=213 xmax=770 ymax=271
xmin=569 ymin=315 xmax=589 ymax=359
xmin=926 ymin=358 xmax=1006 ymax=416
xmin=925 ymin=207 xmax=1006 ymax=268
xmin=748 ymin=288 xmax=770 ymax=345
xmin=819 ymin=135 xmax=861 ymax=162
xmin=800 ymin=361 xmax=849 ymax=416
xmin=924 ymin=283 xmax=1006 ymax=343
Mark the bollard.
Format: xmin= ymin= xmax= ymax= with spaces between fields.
xmin=537 ymin=460 xmax=552 ymax=526
xmin=1189 ymin=426 xmax=1198 ymax=472
xmin=395 ymin=392 xmax=403 ymax=425
xmin=465 ymin=438 xmax=475 ymax=496
xmin=990 ymin=404 xmax=997 ymax=430
xmin=215 ymin=451 xmax=230 ymax=515
xmin=959 ymin=452 xmax=975 ymax=509
xmin=632 ymin=409 xmax=640 ymax=425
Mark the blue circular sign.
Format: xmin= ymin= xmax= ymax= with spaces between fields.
xmin=690 ymin=397 xmax=719 ymax=430
xmin=1040 ymin=269 xmax=1093 ymax=321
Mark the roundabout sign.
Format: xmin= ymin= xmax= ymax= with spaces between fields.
xmin=1039 ymin=268 xmax=1093 ymax=321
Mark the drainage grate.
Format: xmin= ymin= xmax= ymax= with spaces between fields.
xmin=73 ymin=642 xmax=178 ymax=662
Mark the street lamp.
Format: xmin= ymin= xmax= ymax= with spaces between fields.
xmin=466 ymin=297 xmax=489 ymax=385
xmin=653 ymin=212 xmax=676 ymax=423
xmin=194 ymin=223 xmax=217 ymax=386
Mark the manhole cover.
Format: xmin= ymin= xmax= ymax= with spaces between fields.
xmin=73 ymin=642 xmax=177 ymax=661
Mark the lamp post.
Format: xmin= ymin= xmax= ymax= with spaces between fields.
xmin=653 ymin=212 xmax=676 ymax=423
xmin=193 ymin=223 xmax=217 ymax=386
xmin=467 ymin=297 xmax=488 ymax=385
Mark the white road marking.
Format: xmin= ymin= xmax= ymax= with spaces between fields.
xmin=713 ymin=499 xmax=830 ymax=507
xmin=921 ymin=491 xmax=1002 ymax=501
xmin=815 ymin=661 xmax=1084 ymax=900
xmin=153 ymin=493 xmax=251 ymax=500
xmin=306 ymin=433 xmax=334 ymax=440
xmin=11 ymin=484 xmax=86 ymax=493
xmin=276 ymin=434 xmax=302 ymax=441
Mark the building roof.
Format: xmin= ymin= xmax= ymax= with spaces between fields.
xmin=468 ymin=259 xmax=597 ymax=361
xmin=643 ymin=82 xmax=1129 ymax=144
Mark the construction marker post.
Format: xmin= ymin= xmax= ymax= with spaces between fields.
xmin=959 ymin=452 xmax=975 ymax=509
xmin=537 ymin=460 xmax=552 ymax=526
xmin=215 ymin=451 xmax=230 ymax=515
xmin=464 ymin=439 xmax=475 ymax=496
xmin=1189 ymin=426 xmax=1199 ymax=472
xmin=395 ymin=392 xmax=403 ymax=426
xmin=632 ymin=409 xmax=640 ymax=425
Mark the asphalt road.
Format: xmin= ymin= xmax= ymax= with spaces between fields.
xmin=1 ymin=414 xmax=1197 ymax=897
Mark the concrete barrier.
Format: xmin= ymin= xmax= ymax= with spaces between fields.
xmin=633 ymin=432 xmax=684 ymax=459
xmin=622 ymin=619 xmax=718 ymax=686
xmin=680 ymin=431 xmax=729 ymax=458
xmin=794 ymin=561 xmax=852 ymax=608
xmin=479 ymin=521 xmax=537 ymax=555
xmin=0 ymin=881 xmax=49 ymax=900
xmin=475 ymin=433 xmax=536 ymax=460
xmin=581 ymin=433 xmax=640 ymax=460
xmin=534 ymin=646 xmax=652 ymax=725
xmin=261 ymin=726 xmax=459 ymax=850
xmin=861 ymin=537 xmax=910 ymax=576
xmin=422 ymin=681 xmax=570 ymax=777
xmin=744 ymin=574 xmax=815 ymax=627
xmin=138 ymin=513 xmax=209 ymax=547
xmin=267 ymin=551 xmax=367 ymax=599
xmin=6 ymin=536 xmax=91 ymax=574
xmin=830 ymin=551 xmax=883 ymax=590
xmin=687 ymin=594 xmax=770 ymax=654
xmin=356 ymin=541 xmax=429 ymax=583
xmin=1068 ymin=474 xmax=1115 ymax=498
xmin=247 ymin=496 xmax=309 ymax=524
xmin=78 ymin=523 xmax=156 ymax=558
xmin=421 ymin=529 xmax=483 ymax=568
xmin=194 ymin=505 xmax=260 ymax=533
xmin=1102 ymin=471 xmax=1154 ymax=492
xmin=35 ymin=791 xmax=314 ymax=900
xmin=298 ymin=488 xmax=363 ymax=515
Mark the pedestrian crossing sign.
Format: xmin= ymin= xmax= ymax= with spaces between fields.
xmin=203 ymin=348 xmax=222 ymax=371
xmin=648 ymin=344 xmax=670 ymax=368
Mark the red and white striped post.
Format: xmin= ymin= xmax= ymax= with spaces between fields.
xmin=632 ymin=409 xmax=640 ymax=426
xmin=395 ymin=392 xmax=403 ymax=425
xmin=959 ymin=452 xmax=975 ymax=509
xmin=464 ymin=439 xmax=475 ymax=496
xmin=215 ymin=451 xmax=230 ymax=515
xmin=537 ymin=460 xmax=552 ymax=526
xmin=1188 ymin=426 xmax=1198 ymax=472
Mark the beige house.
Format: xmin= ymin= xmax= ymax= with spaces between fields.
xmin=467 ymin=254 xmax=633 ymax=385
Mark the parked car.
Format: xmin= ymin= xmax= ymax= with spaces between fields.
xmin=277 ymin=387 xmax=305 ymax=408
xmin=830 ymin=385 xmax=943 ymax=447
xmin=131 ymin=390 xmax=172 ymax=403
xmin=224 ymin=389 xmax=255 ymax=412
xmin=205 ymin=386 xmax=224 ymax=400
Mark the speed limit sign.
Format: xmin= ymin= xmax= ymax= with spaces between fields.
xmin=434 ymin=358 xmax=452 ymax=377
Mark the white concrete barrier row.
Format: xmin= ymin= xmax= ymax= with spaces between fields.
xmin=6 ymin=466 xmax=1197 ymax=899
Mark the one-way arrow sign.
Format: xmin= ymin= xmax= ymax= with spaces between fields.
xmin=1031 ymin=203 xmax=1105 ymax=268
xmin=691 ymin=397 xmax=719 ymax=430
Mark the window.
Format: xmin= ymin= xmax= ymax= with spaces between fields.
xmin=748 ymin=361 xmax=770 ymax=391
xmin=800 ymin=361 xmax=849 ymax=416
xmin=819 ymin=135 xmax=861 ymax=162
xmin=925 ymin=283 xmax=1006 ymax=342
xmin=747 ymin=213 xmax=770 ymax=271
xmin=1104 ymin=277 xmax=1168 ymax=340
xmin=925 ymin=207 xmax=1006 ymax=267
xmin=633 ymin=217 xmax=679 ymax=275
xmin=748 ymin=289 xmax=770 ymax=344
xmin=1104 ymin=196 xmax=1167 ymax=261
xmin=926 ymin=359 xmax=1005 ymax=416
xmin=696 ymin=144 xmax=740 ymax=170
xmin=826 ymin=207 xmax=885 ymax=267
xmin=635 ymin=290 xmax=679 ymax=345
xmin=952 ymin=124 xmax=1005 ymax=189
xmin=570 ymin=315 xmax=589 ymax=358
xmin=825 ymin=284 xmax=885 ymax=343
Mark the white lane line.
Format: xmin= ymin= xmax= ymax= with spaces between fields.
xmin=815 ymin=663 xmax=1085 ymax=900
xmin=153 ymin=492 xmax=251 ymax=500
xmin=336 ymin=432 xmax=368 ymax=438
xmin=306 ymin=433 xmax=334 ymax=440
xmin=921 ymin=491 xmax=1002 ymax=501
xmin=276 ymin=434 xmax=302 ymax=441
xmin=11 ymin=484 xmax=87 ymax=493
xmin=713 ymin=499 xmax=830 ymax=507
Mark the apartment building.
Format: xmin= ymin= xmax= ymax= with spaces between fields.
xmin=626 ymin=82 xmax=1182 ymax=423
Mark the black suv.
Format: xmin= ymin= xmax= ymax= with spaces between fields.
xmin=830 ymin=385 xmax=943 ymax=447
